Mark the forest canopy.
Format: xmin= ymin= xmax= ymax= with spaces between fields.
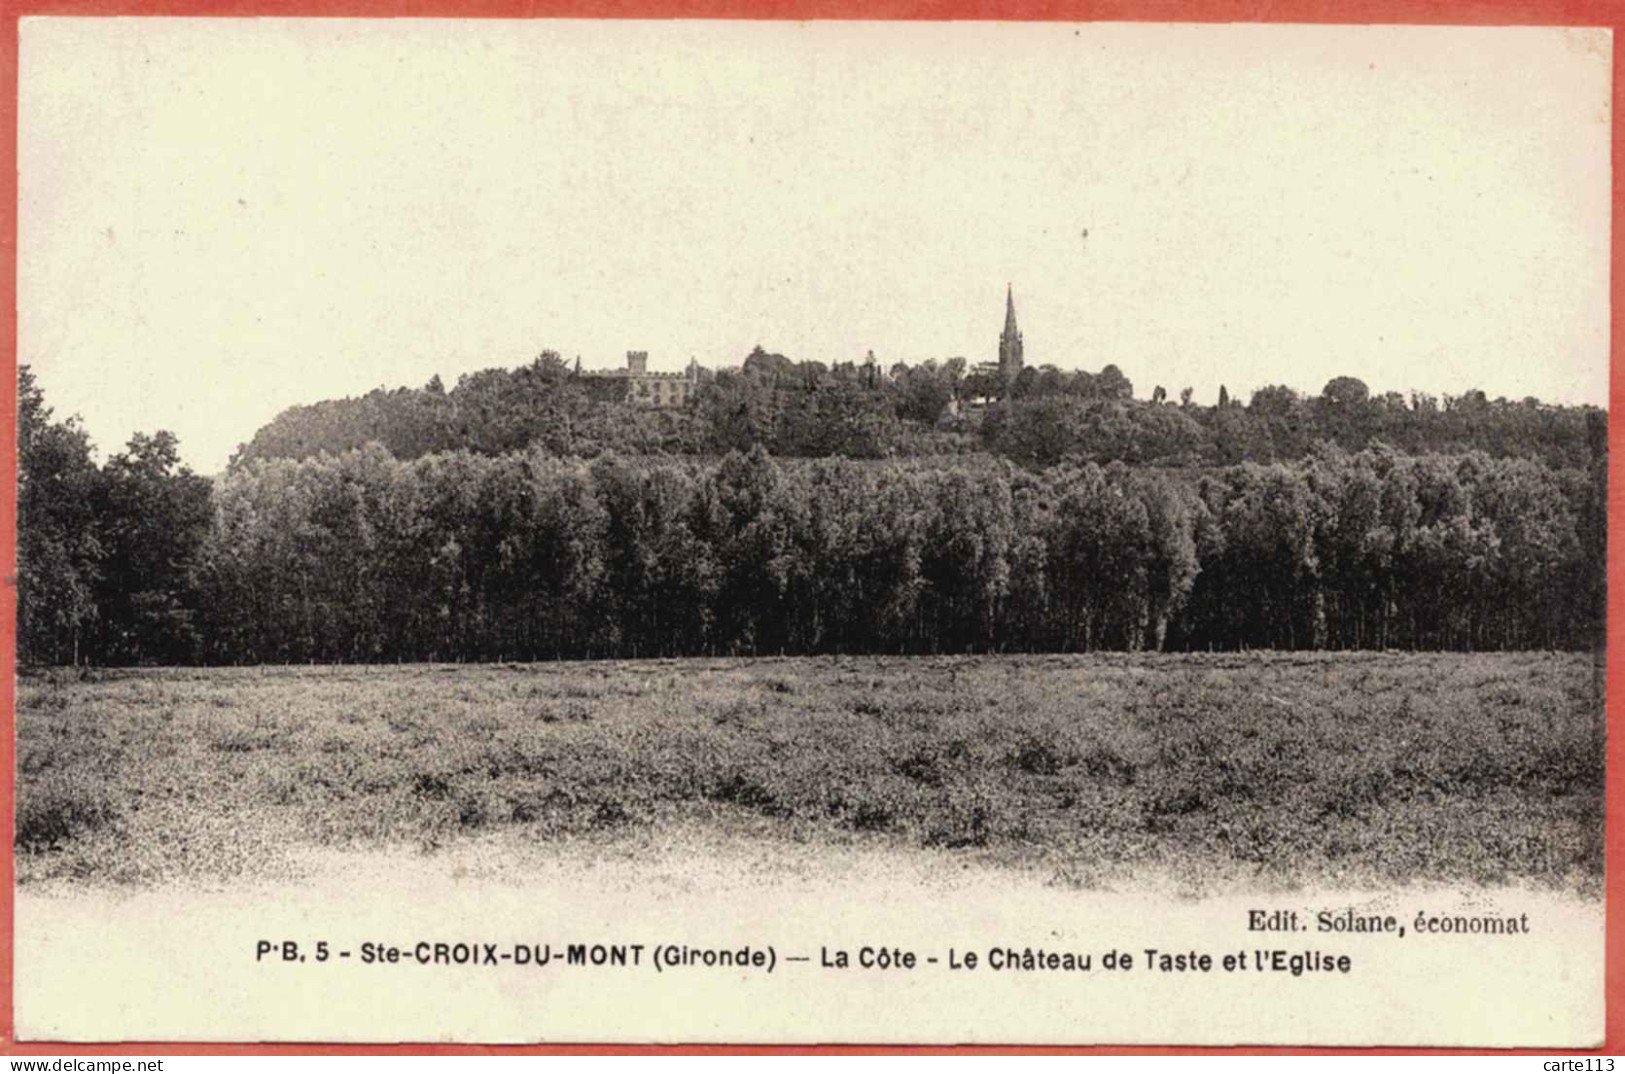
xmin=19 ymin=357 xmax=1607 ymax=667
xmin=231 ymin=350 xmax=1607 ymax=473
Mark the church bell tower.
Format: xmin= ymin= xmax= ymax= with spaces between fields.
xmin=998 ymin=284 xmax=1024 ymax=382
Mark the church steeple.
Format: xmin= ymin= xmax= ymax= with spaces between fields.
xmin=998 ymin=284 xmax=1024 ymax=382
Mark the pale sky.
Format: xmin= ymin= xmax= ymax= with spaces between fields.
xmin=19 ymin=19 xmax=1613 ymax=472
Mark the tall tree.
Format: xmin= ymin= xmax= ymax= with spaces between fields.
xmin=91 ymin=431 xmax=214 ymax=664
xmin=16 ymin=367 xmax=103 ymax=665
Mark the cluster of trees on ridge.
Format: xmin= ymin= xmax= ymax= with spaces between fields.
xmin=232 ymin=349 xmax=1606 ymax=472
xmin=21 ymin=358 xmax=1605 ymax=666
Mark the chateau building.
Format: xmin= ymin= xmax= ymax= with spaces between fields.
xmin=578 ymin=351 xmax=701 ymax=408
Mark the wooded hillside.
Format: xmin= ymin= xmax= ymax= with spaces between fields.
xmin=20 ymin=359 xmax=1606 ymax=666
xmin=232 ymin=349 xmax=1607 ymax=472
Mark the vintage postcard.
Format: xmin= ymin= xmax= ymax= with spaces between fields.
xmin=12 ymin=17 xmax=1610 ymax=1045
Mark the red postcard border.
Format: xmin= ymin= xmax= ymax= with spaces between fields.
xmin=0 ymin=1 xmax=1617 ymax=1055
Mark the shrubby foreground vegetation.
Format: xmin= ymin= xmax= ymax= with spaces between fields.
xmin=16 ymin=654 xmax=1603 ymax=889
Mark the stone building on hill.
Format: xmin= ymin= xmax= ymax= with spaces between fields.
xmin=578 ymin=351 xmax=701 ymax=408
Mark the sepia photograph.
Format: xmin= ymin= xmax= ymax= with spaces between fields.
xmin=11 ymin=17 xmax=1611 ymax=1046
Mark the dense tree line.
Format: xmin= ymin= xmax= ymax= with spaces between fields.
xmin=18 ymin=369 xmax=213 ymax=665
xmin=987 ymin=376 xmax=1606 ymax=472
xmin=20 ymin=363 xmax=1605 ymax=665
xmin=232 ymin=349 xmax=1605 ymax=472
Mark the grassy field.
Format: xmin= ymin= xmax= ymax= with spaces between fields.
xmin=15 ymin=652 xmax=1605 ymax=892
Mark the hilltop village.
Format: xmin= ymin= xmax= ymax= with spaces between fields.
xmin=17 ymin=277 xmax=1608 ymax=666
xmin=230 ymin=285 xmax=1600 ymax=473
xmin=574 ymin=285 xmax=1033 ymax=415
